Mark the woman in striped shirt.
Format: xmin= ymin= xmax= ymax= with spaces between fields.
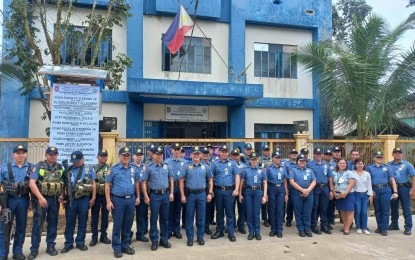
xmin=353 ymin=158 xmax=373 ymax=235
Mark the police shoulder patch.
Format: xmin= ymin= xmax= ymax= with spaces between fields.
xmin=228 ymin=162 xmax=232 ymax=167
xmin=163 ymin=165 xmax=167 ymax=170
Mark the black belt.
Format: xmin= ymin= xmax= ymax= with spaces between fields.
xmin=112 ymin=194 xmax=134 ymax=199
xmin=174 ymin=181 xmax=180 ymax=187
xmin=150 ymin=188 xmax=169 ymax=195
xmin=354 ymin=191 xmax=368 ymax=195
xmin=397 ymin=182 xmax=411 ymax=188
xmin=247 ymin=186 xmax=262 ymax=190
xmin=268 ymin=182 xmax=283 ymax=187
xmin=372 ymin=183 xmax=389 ymax=189
xmin=317 ymin=183 xmax=328 ymax=188
xmin=188 ymin=189 xmax=205 ymax=194
xmin=214 ymin=185 xmax=234 ymax=191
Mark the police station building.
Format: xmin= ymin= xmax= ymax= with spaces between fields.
xmin=0 ymin=0 xmax=332 ymax=140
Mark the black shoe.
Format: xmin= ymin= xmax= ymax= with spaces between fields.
xmin=255 ymin=234 xmax=262 ymax=240
xmin=321 ymin=227 xmax=332 ymax=234
xmin=228 ymin=234 xmax=236 ymax=242
xmin=114 ymin=250 xmax=122 ymax=258
xmin=210 ymin=221 xmax=216 ymax=225
xmin=328 ymin=225 xmax=333 ymax=230
xmin=381 ymin=231 xmax=388 ymax=236
xmin=277 ymin=233 xmax=283 ymax=238
xmin=211 ymin=232 xmax=224 ymax=239
xmin=305 ymin=231 xmax=313 ymax=237
xmin=60 ymin=245 xmax=74 ymax=254
xmin=388 ymin=225 xmax=400 ymax=231
xmin=122 ymin=246 xmax=135 ymax=255
xmin=329 ymin=220 xmax=335 ymax=225
xmin=263 ymin=221 xmax=270 ymax=227
xmin=136 ymin=235 xmax=150 ymax=242
xmin=375 ymin=228 xmax=381 ymax=234
xmin=100 ymin=237 xmax=111 ymax=244
xmin=76 ymin=244 xmax=88 ymax=251
xmin=181 ymin=224 xmax=186 ymax=229
xmin=46 ymin=246 xmax=58 ymax=256
xmin=144 ymin=229 xmax=149 ymax=235
xmin=247 ymin=233 xmax=254 ymax=240
xmin=404 ymin=229 xmax=412 ymax=235
xmin=89 ymin=239 xmax=98 ymax=247
xmin=28 ymin=251 xmax=38 ymax=260
xmin=168 ymin=233 xmax=172 ymax=239
xmin=286 ymin=222 xmax=292 ymax=227
xmin=311 ymin=228 xmax=321 ymax=235
xmin=299 ymin=231 xmax=306 ymax=237
xmin=238 ymin=228 xmax=246 ymax=234
xmin=269 ymin=231 xmax=276 ymax=237
xmin=187 ymin=240 xmax=193 ymax=247
xmin=224 ymin=227 xmax=228 ymax=233
xmin=205 ymin=228 xmax=212 ymax=235
xmin=159 ymin=240 xmax=171 ymax=248
xmin=173 ymin=232 xmax=182 ymax=239
xmin=197 ymin=239 xmax=205 ymax=245
xmin=12 ymin=253 xmax=25 ymax=260
xmin=151 ymin=242 xmax=158 ymax=251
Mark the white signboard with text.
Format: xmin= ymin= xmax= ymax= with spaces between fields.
xmin=166 ymin=105 xmax=209 ymax=121
xmin=50 ymin=84 xmax=99 ymax=164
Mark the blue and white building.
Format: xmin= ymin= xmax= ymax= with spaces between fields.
xmin=0 ymin=0 xmax=332 ymax=140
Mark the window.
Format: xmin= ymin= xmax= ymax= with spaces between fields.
xmin=254 ymin=43 xmax=297 ymax=79
xmin=162 ymin=36 xmax=211 ymax=74
xmin=60 ymin=26 xmax=112 ymax=67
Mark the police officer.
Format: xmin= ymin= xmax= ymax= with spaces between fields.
xmin=387 ymin=147 xmax=415 ymax=235
xmin=142 ymin=146 xmax=174 ymax=251
xmin=242 ymin=143 xmax=253 ymax=165
xmin=202 ymin=147 xmax=215 ymax=234
xmin=347 ymin=149 xmax=361 ymax=170
xmin=105 ymin=147 xmax=140 ymax=258
xmin=367 ymin=151 xmax=398 ymax=236
xmin=300 ymin=148 xmax=310 ymax=162
xmin=89 ymin=149 xmax=111 ymax=246
xmin=60 ymin=151 xmax=96 ymax=254
xmin=323 ymin=149 xmax=332 ymax=164
xmin=132 ymin=147 xmax=149 ymax=242
xmin=284 ymin=148 xmax=298 ymax=227
xmin=267 ymin=151 xmax=288 ymax=238
xmin=230 ymin=148 xmax=247 ymax=234
xmin=180 ymin=146 xmax=213 ymax=246
xmin=0 ymin=145 xmax=31 ymax=260
xmin=307 ymin=147 xmax=333 ymax=235
xmin=260 ymin=145 xmax=272 ymax=228
xmin=211 ymin=145 xmax=241 ymax=242
xmin=146 ymin=144 xmax=156 ymax=163
xmin=28 ymin=146 xmax=63 ymax=260
xmin=288 ymin=154 xmax=316 ymax=237
xmin=165 ymin=143 xmax=187 ymax=239
xmin=327 ymin=146 xmax=341 ymax=226
xmin=239 ymin=152 xmax=268 ymax=240
xmin=206 ymin=144 xmax=218 ymax=164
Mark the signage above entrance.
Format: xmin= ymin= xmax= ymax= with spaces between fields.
xmin=166 ymin=105 xmax=209 ymax=121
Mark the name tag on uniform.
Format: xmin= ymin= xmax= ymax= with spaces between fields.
xmin=278 ymin=173 xmax=282 ymax=180
xmin=224 ymin=168 xmax=229 ymax=175
xmin=131 ymin=177 xmax=134 ymax=184
xmin=303 ymin=175 xmax=308 ymax=181
xmin=339 ymin=177 xmax=345 ymax=184
xmin=383 ymin=167 xmax=388 ymax=172
xmin=177 ymin=171 xmax=180 ymax=176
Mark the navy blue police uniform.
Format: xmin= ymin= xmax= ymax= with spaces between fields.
xmin=260 ymin=145 xmax=272 ymax=227
xmin=284 ymin=148 xmax=298 ymax=226
xmin=231 ymin=149 xmax=248 ymax=234
xmin=327 ymin=147 xmax=340 ymax=225
xmin=201 ymin=147 xmax=215 ymax=234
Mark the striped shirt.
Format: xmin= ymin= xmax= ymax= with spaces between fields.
xmin=353 ymin=170 xmax=373 ymax=196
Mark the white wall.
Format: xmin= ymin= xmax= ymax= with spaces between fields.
xmin=143 ymin=15 xmax=229 ymax=83
xmin=245 ymin=26 xmax=313 ymax=99
xmin=29 ymin=100 xmax=127 ymax=138
xmin=144 ymin=104 xmax=227 ymax=122
xmin=245 ymin=108 xmax=313 ymax=137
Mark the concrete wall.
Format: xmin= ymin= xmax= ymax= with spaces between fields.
xmin=245 ymin=108 xmax=313 ymax=138
xmin=143 ymin=104 xmax=227 ymax=122
xmin=143 ymin=15 xmax=229 ymax=83
xmin=245 ymin=25 xmax=313 ymax=99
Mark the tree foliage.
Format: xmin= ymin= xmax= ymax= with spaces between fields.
xmin=409 ymin=0 xmax=415 ymax=7
xmin=296 ymin=14 xmax=415 ymax=139
xmin=2 ymin=0 xmax=132 ymax=127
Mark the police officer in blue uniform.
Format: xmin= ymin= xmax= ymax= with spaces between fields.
xmin=60 ymin=151 xmax=96 ymax=254
xmin=28 ymin=146 xmax=63 ymax=260
xmin=89 ymin=149 xmax=111 ymax=246
xmin=105 ymin=147 xmax=140 ymax=258
xmin=242 ymin=143 xmax=253 ymax=165
xmin=387 ymin=147 xmax=415 ymax=235
xmin=141 ymin=146 xmax=175 ymax=251
xmin=288 ymin=154 xmax=316 ymax=237
xmin=132 ymin=147 xmax=149 ymax=242
xmin=260 ymin=145 xmax=272 ymax=228
xmin=230 ymin=149 xmax=247 ymax=234
xmin=367 ymin=150 xmax=398 ymax=236
xmin=201 ymin=147 xmax=215 ymax=234
xmin=347 ymin=149 xmax=361 ymax=170
xmin=327 ymin=146 xmax=341 ymax=227
xmin=284 ymin=148 xmax=298 ymax=227
xmin=165 ymin=143 xmax=187 ymax=239
xmin=0 ymin=145 xmax=31 ymax=260
xmin=211 ymin=145 xmax=241 ymax=242
xmin=240 ymin=152 xmax=268 ymax=240
xmin=145 ymin=144 xmax=156 ymax=164
xmin=307 ymin=147 xmax=333 ymax=235
xmin=180 ymin=146 xmax=213 ymax=246
xmin=300 ymin=148 xmax=310 ymax=162
xmin=323 ymin=149 xmax=332 ymax=164
xmin=267 ymin=151 xmax=288 ymax=238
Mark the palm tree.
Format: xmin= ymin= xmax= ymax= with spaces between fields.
xmin=0 ymin=59 xmax=26 ymax=90
xmin=296 ymin=14 xmax=415 ymax=139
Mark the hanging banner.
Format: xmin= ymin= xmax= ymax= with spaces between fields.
xmin=166 ymin=105 xmax=209 ymax=121
xmin=50 ymin=84 xmax=100 ymax=164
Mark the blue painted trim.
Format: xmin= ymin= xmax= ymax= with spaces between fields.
xmin=96 ymin=79 xmax=105 ymax=91
xmin=246 ymin=98 xmax=314 ymax=109
xmin=127 ymin=0 xmax=143 ymax=80
xmin=228 ymin=105 xmax=245 ymax=138
xmin=312 ymin=28 xmax=321 ymax=139
xmin=229 ymin=0 xmax=246 ymax=83
xmin=128 ymin=94 xmax=245 ymax=106
xmin=126 ymin=98 xmax=144 ymax=138
xmin=155 ymin=0 xmax=221 ymax=19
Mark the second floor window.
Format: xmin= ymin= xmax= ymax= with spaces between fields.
xmin=254 ymin=43 xmax=297 ymax=79
xmin=162 ymin=36 xmax=211 ymax=74
xmin=60 ymin=26 xmax=112 ymax=67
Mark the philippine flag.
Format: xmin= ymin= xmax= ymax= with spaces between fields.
xmin=162 ymin=5 xmax=194 ymax=54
